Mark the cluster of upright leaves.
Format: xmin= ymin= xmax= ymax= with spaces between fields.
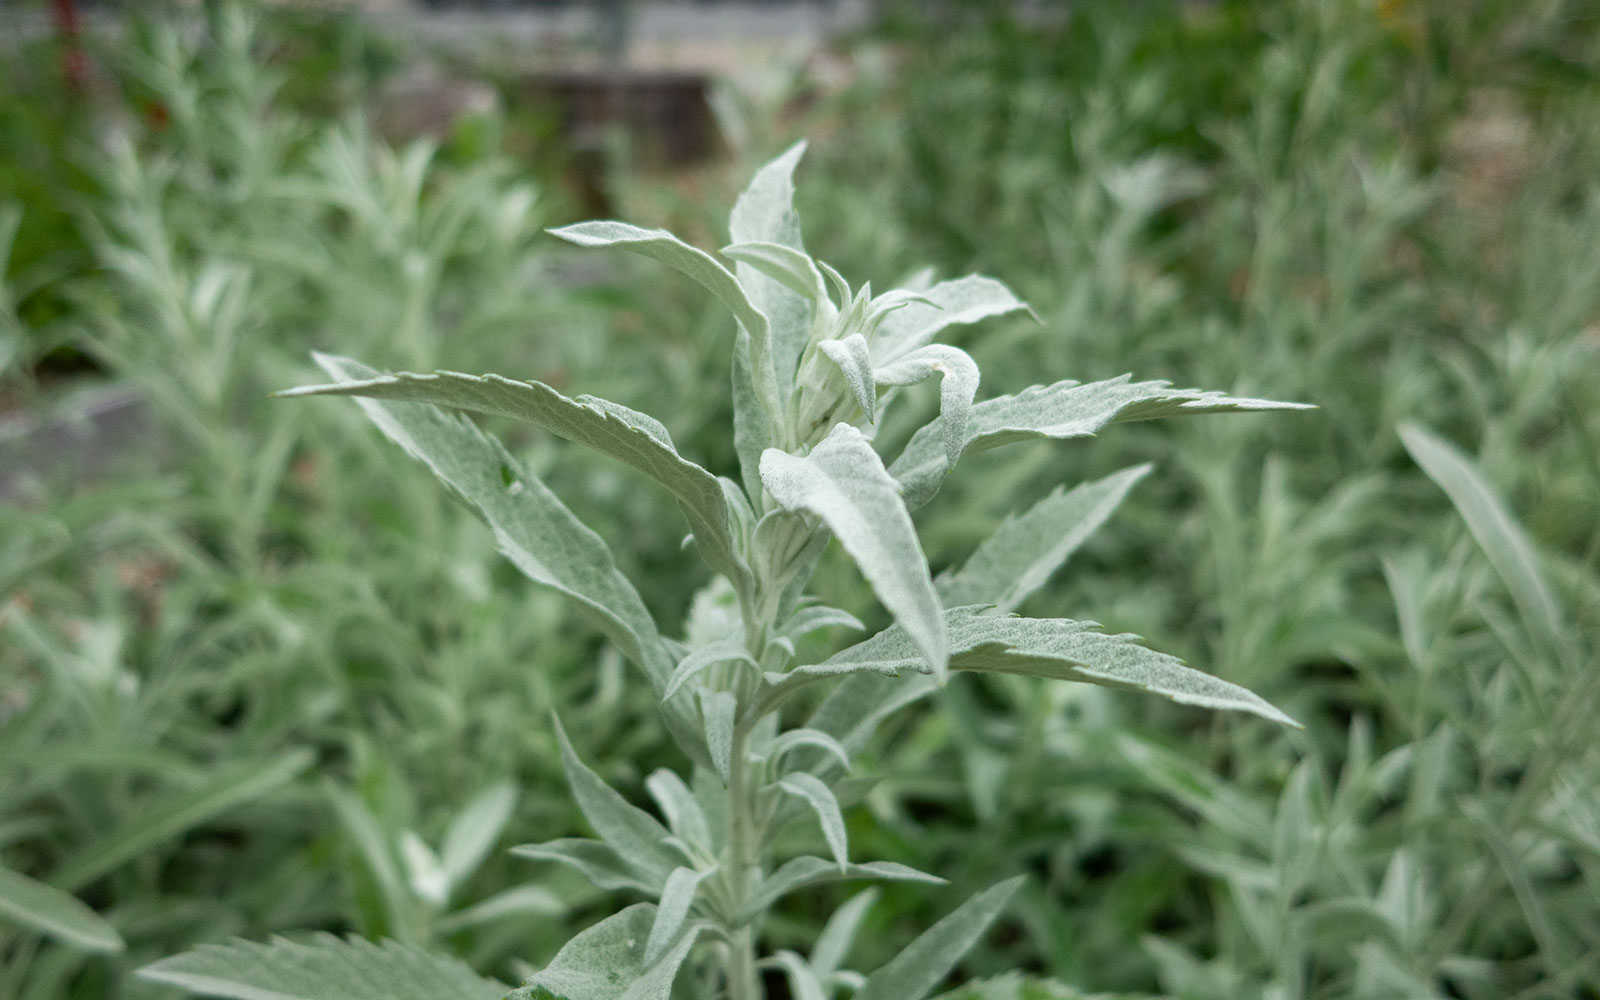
xmin=143 ymin=143 xmax=1302 ymax=1000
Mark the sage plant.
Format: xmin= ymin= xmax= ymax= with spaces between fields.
xmin=143 ymin=143 xmax=1302 ymax=1000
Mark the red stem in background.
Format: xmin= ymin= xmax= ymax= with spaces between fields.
xmin=51 ymin=0 xmax=89 ymax=93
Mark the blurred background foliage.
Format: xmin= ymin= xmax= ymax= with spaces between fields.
xmin=1 ymin=1 xmax=1598 ymax=998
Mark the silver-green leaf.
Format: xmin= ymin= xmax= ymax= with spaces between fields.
xmin=871 ymin=275 xmax=1031 ymax=363
xmin=644 ymin=866 xmax=708 ymax=966
xmin=0 ymin=865 xmax=123 ymax=953
xmin=743 ymin=857 xmax=945 ymax=917
xmin=508 ymin=903 xmax=701 ymax=1000
xmin=139 ymin=935 xmax=505 ymax=1000
xmin=284 ymin=359 xmax=748 ymax=590
xmin=778 ymin=773 xmax=850 ymax=870
xmin=936 ymin=464 xmax=1151 ymax=612
xmin=853 ymin=877 xmax=1026 ymax=1000
xmin=874 ymin=344 xmax=979 ymax=468
xmin=891 ymin=375 xmax=1312 ymax=508
xmin=1398 ymin=422 xmax=1567 ymax=661
xmin=820 ymin=334 xmax=877 ymax=421
xmin=551 ymin=220 xmax=781 ymax=419
xmin=801 ymin=609 xmax=1297 ymax=727
xmin=554 ymin=718 xmax=679 ymax=883
xmin=761 ymin=423 xmax=947 ymax=679
xmin=509 ymin=838 xmax=659 ymax=895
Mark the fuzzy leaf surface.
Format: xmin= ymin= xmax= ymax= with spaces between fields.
xmin=820 ymin=334 xmax=877 ymax=421
xmin=853 ymin=877 xmax=1025 ymax=1000
xmin=761 ymin=423 xmax=947 ymax=678
xmin=509 ymin=838 xmax=659 ymax=894
xmin=551 ymin=220 xmax=781 ymax=420
xmin=283 ymin=361 xmax=747 ymax=588
xmin=554 ymin=719 xmax=679 ymax=883
xmin=550 ymin=221 xmax=769 ymax=350
xmin=508 ymin=903 xmax=700 ymax=1000
xmin=727 ymin=143 xmax=813 ymax=384
xmin=644 ymin=867 xmax=706 ymax=965
xmin=874 ymin=344 xmax=979 ymax=468
xmin=290 ymin=357 xmax=709 ymax=764
xmin=744 ymin=857 xmax=944 ymax=917
xmin=0 ymin=865 xmax=123 ymax=953
xmin=799 ymin=609 xmax=1297 ymax=726
xmin=936 ymin=464 xmax=1151 ymax=612
xmin=871 ymin=275 xmax=1030 ymax=362
xmin=778 ymin=773 xmax=850 ymax=869
xmin=892 ymin=375 xmax=1311 ymax=507
xmin=138 ymin=935 xmax=505 ymax=1000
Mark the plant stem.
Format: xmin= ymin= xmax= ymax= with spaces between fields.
xmin=725 ymin=721 xmax=763 ymax=1000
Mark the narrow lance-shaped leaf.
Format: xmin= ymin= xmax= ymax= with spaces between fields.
xmin=778 ymin=773 xmax=850 ymax=870
xmin=766 ymin=951 xmax=828 ymax=1000
xmin=509 ymin=838 xmax=659 ymax=895
xmin=874 ymin=344 xmax=979 ymax=468
xmin=852 ymin=876 xmax=1026 ymax=1000
xmin=439 ymin=782 xmax=517 ymax=888
xmin=937 ymin=463 xmax=1151 ymax=611
xmin=288 ymin=357 xmax=711 ymax=766
xmin=728 ymin=142 xmax=814 ymax=388
xmin=644 ymin=866 xmax=707 ymax=965
xmin=761 ymin=423 xmax=948 ymax=678
xmin=664 ymin=639 xmax=758 ymax=702
xmin=892 ymin=374 xmax=1312 ymax=508
xmin=742 ymin=857 xmax=945 ymax=918
xmin=283 ymin=359 xmax=748 ymax=590
xmin=139 ymin=935 xmax=505 ymax=1000
xmin=788 ymin=608 xmax=1298 ymax=727
xmin=699 ymin=688 xmax=738 ymax=784
xmin=645 ymin=770 xmax=714 ymax=852
xmin=0 ymin=865 xmax=124 ymax=953
xmin=870 ymin=275 xmax=1032 ymax=363
xmin=781 ymin=604 xmax=866 ymax=640
xmin=810 ymin=887 xmax=879 ymax=979
xmin=553 ymin=717 xmax=679 ymax=883
xmin=1398 ymin=423 xmax=1567 ymax=662
xmin=52 ymin=750 xmax=313 ymax=893
xmin=551 ymin=220 xmax=781 ymax=419
xmin=721 ymin=240 xmax=829 ymax=307
xmin=507 ymin=903 xmax=701 ymax=1000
